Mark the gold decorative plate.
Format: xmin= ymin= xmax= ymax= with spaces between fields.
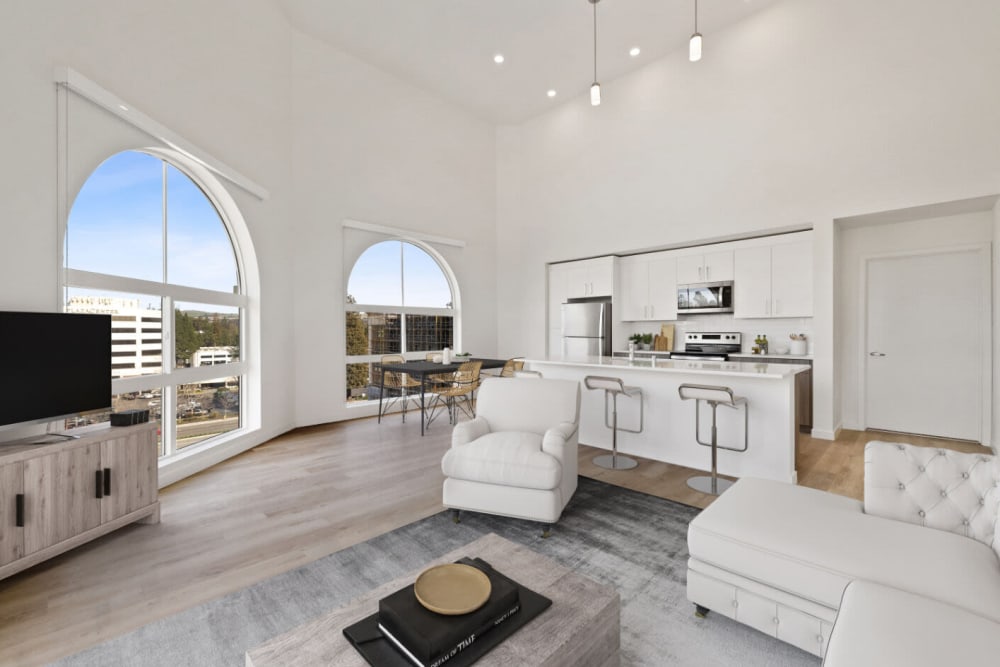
xmin=414 ymin=563 xmax=492 ymax=615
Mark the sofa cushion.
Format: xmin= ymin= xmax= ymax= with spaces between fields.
xmin=825 ymin=580 xmax=1000 ymax=666
xmin=864 ymin=441 xmax=1000 ymax=547
xmin=687 ymin=478 xmax=1000 ymax=621
xmin=441 ymin=432 xmax=561 ymax=490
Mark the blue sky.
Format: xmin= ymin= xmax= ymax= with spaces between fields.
xmin=67 ymin=151 xmax=238 ymax=294
xmin=348 ymin=241 xmax=453 ymax=308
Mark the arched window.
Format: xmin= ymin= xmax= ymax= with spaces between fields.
xmin=64 ymin=150 xmax=250 ymax=457
xmin=345 ymin=240 xmax=457 ymax=402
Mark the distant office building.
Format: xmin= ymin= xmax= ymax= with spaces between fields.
xmin=193 ymin=346 xmax=234 ymax=367
xmin=66 ymin=296 xmax=163 ymax=379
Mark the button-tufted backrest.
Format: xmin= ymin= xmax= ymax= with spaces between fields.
xmin=864 ymin=441 xmax=1000 ymax=549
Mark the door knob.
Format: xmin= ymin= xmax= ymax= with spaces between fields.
xmin=869 ymin=352 xmax=886 ymax=357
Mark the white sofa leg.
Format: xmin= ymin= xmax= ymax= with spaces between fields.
xmin=451 ymin=509 xmax=460 ymax=524
xmin=694 ymin=604 xmax=710 ymax=618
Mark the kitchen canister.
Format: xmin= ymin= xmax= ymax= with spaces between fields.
xmin=790 ymin=339 xmax=807 ymax=355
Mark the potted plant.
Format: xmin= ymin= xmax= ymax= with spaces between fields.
xmin=628 ymin=333 xmax=643 ymax=350
xmin=641 ymin=333 xmax=654 ymax=350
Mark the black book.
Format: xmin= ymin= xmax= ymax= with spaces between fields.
xmin=377 ymin=558 xmax=520 ymax=666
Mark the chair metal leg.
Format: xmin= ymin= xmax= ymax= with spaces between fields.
xmin=688 ymin=402 xmax=734 ymax=495
xmin=593 ymin=392 xmax=638 ymax=470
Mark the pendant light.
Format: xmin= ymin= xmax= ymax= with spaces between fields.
xmin=689 ymin=0 xmax=703 ymax=62
xmin=589 ymin=0 xmax=601 ymax=106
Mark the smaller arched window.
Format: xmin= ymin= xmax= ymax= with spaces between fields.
xmin=345 ymin=240 xmax=457 ymax=402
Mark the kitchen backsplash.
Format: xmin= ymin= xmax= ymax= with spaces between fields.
xmin=622 ymin=314 xmax=814 ymax=354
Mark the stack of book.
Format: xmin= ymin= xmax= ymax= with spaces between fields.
xmin=377 ymin=558 xmax=521 ymax=667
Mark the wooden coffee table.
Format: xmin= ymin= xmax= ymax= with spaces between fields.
xmin=245 ymin=533 xmax=620 ymax=667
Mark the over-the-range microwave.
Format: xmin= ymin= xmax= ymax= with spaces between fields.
xmin=677 ymin=281 xmax=734 ymax=314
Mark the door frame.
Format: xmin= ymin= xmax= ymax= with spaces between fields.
xmin=856 ymin=242 xmax=992 ymax=445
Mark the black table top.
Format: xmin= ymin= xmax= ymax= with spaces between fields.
xmin=375 ymin=358 xmax=508 ymax=376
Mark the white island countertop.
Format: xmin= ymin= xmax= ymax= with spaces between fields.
xmin=526 ymin=355 xmax=810 ymax=379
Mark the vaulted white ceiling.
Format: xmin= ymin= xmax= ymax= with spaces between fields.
xmin=277 ymin=0 xmax=780 ymax=124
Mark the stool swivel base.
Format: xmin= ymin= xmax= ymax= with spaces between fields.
xmin=687 ymin=474 xmax=734 ymax=495
xmin=593 ymin=452 xmax=638 ymax=470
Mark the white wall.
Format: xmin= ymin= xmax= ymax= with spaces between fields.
xmin=0 ymin=2 xmax=500 ymax=465
xmin=289 ymin=31 xmax=497 ymax=426
xmin=496 ymin=0 xmax=1000 ymax=439
xmin=837 ymin=211 xmax=994 ymax=431
xmin=0 ymin=0 xmax=299 ymax=480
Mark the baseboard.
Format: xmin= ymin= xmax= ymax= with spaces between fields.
xmin=810 ymin=424 xmax=841 ymax=441
xmin=159 ymin=422 xmax=294 ymax=488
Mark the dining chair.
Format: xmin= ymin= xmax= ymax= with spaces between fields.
xmin=499 ymin=358 xmax=525 ymax=378
xmin=379 ymin=354 xmax=421 ymax=422
xmin=424 ymin=351 xmax=454 ymax=388
xmin=426 ymin=360 xmax=482 ymax=429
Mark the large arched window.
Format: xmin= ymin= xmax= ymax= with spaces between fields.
xmin=64 ymin=150 xmax=249 ymax=457
xmin=345 ymin=240 xmax=457 ymax=402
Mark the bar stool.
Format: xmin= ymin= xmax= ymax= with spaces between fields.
xmin=678 ymin=383 xmax=749 ymax=495
xmin=584 ymin=376 xmax=644 ymax=470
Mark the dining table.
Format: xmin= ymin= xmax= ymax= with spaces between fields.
xmin=374 ymin=357 xmax=508 ymax=435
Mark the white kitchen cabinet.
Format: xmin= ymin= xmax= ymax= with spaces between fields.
xmin=676 ymin=250 xmax=734 ymax=284
xmin=620 ymin=253 xmax=677 ymax=321
xmin=734 ymin=246 xmax=772 ymax=318
xmin=770 ymin=242 xmax=813 ymax=317
xmin=734 ymin=236 xmax=813 ymax=318
xmin=562 ymin=256 xmax=616 ymax=298
xmin=547 ymin=264 xmax=569 ymax=355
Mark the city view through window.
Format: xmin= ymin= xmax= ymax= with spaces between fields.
xmin=64 ymin=151 xmax=247 ymax=456
xmin=346 ymin=241 xmax=455 ymax=402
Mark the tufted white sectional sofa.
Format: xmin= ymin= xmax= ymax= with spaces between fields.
xmin=686 ymin=441 xmax=1000 ymax=664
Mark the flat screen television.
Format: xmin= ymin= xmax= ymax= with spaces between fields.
xmin=0 ymin=311 xmax=112 ymax=430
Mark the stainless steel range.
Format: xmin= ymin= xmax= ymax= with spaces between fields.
xmin=670 ymin=332 xmax=742 ymax=361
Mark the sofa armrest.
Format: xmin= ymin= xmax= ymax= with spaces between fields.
xmin=864 ymin=441 xmax=999 ymax=547
xmin=452 ymin=416 xmax=491 ymax=448
xmin=541 ymin=422 xmax=579 ymax=461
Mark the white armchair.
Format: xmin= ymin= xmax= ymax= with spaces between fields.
xmin=441 ymin=377 xmax=581 ymax=536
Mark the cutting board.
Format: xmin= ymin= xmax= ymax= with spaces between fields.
xmin=654 ymin=324 xmax=674 ymax=351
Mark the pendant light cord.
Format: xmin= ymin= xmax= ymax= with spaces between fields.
xmin=695 ymin=0 xmax=699 ymax=34
xmin=592 ymin=1 xmax=598 ymax=82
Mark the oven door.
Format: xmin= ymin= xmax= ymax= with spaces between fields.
xmin=677 ymin=282 xmax=734 ymax=314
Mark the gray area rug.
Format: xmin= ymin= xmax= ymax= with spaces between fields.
xmin=54 ymin=477 xmax=818 ymax=666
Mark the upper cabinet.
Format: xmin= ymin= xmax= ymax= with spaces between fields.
xmin=734 ymin=232 xmax=813 ymax=318
xmin=620 ymin=253 xmax=677 ymax=321
xmin=561 ymin=256 xmax=616 ymax=299
xmin=676 ymin=250 xmax=734 ymax=284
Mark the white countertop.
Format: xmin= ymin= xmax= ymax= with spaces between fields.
xmin=527 ymin=355 xmax=810 ymax=379
xmin=612 ymin=350 xmax=814 ymax=361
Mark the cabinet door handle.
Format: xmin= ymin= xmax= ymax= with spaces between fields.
xmin=706 ymin=266 xmax=710 ymax=280
xmin=698 ymin=266 xmax=703 ymax=279
xmin=96 ymin=470 xmax=104 ymax=499
xmin=15 ymin=493 xmax=24 ymax=527
xmin=774 ymin=299 xmax=780 ymax=315
xmin=650 ymin=305 xmax=655 ymax=318
xmin=104 ymin=468 xmax=112 ymax=497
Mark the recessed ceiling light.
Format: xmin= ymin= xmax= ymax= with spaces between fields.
xmin=547 ymin=89 xmax=557 ymax=98
xmin=118 ymin=104 xmax=129 ymax=111
xmin=629 ymin=47 xmax=641 ymax=57
xmin=493 ymin=54 xmax=505 ymax=64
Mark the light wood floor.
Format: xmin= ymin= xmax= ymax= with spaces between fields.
xmin=0 ymin=417 xmax=990 ymax=665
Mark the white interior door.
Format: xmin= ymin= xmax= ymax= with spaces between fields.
xmin=865 ymin=249 xmax=985 ymax=441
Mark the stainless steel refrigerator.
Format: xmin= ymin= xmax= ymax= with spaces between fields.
xmin=561 ymin=301 xmax=612 ymax=359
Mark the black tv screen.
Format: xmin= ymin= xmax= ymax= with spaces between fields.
xmin=0 ymin=311 xmax=112 ymax=429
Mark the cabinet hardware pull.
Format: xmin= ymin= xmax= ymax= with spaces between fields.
xmin=15 ymin=493 xmax=24 ymax=527
xmin=104 ymin=468 xmax=112 ymax=496
xmin=96 ymin=470 xmax=104 ymax=499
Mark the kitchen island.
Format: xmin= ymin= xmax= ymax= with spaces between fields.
xmin=525 ymin=356 xmax=811 ymax=484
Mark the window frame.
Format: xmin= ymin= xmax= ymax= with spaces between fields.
xmin=63 ymin=149 xmax=249 ymax=458
xmin=344 ymin=239 xmax=459 ymax=404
